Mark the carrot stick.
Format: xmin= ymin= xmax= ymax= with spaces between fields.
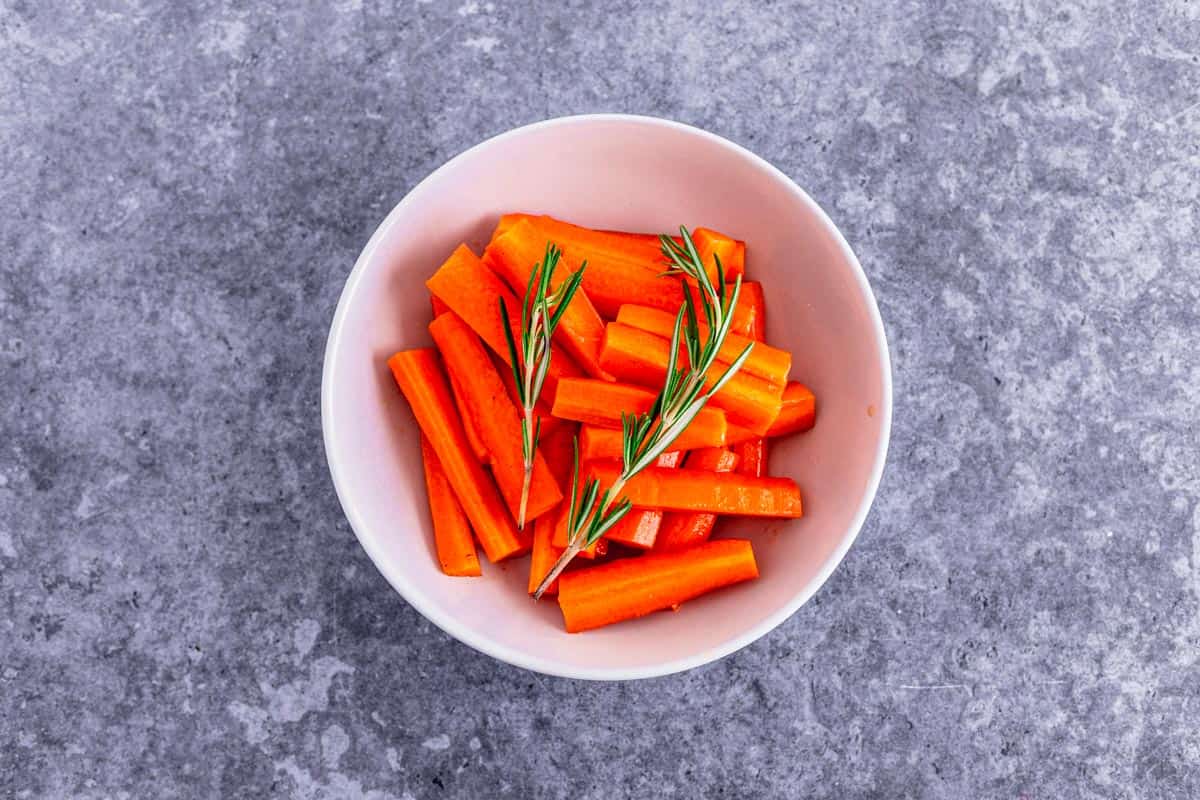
xmin=578 ymin=424 xmax=683 ymax=462
xmin=589 ymin=461 xmax=802 ymax=517
xmin=387 ymin=349 xmax=528 ymax=561
xmin=425 ymin=244 xmax=585 ymax=397
xmin=493 ymin=213 xmax=667 ymax=265
xmin=599 ymin=323 xmax=783 ymax=434
xmin=431 ymin=295 xmax=452 ymax=318
xmin=429 ymin=312 xmax=562 ymax=524
xmin=557 ymin=539 xmax=759 ymax=632
xmin=730 ymin=281 xmax=765 ymax=339
xmin=733 ymin=435 xmax=769 ymax=478
xmin=604 ymin=451 xmax=683 ymax=549
xmin=768 ymin=382 xmax=817 ymax=436
xmin=483 ymin=219 xmax=613 ymax=380
xmin=692 ymin=227 xmax=745 ymax=282
xmin=527 ymin=427 xmax=575 ymax=595
xmin=551 ymin=377 xmax=728 ymax=449
xmin=656 ymin=447 xmax=740 ymax=551
xmin=614 ymin=305 xmax=790 ymax=386
xmin=490 ymin=350 xmax=568 ymax=440
xmin=419 ymin=434 xmax=482 ymax=576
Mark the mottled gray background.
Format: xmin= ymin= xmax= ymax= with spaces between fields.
xmin=2 ymin=1 xmax=1198 ymax=798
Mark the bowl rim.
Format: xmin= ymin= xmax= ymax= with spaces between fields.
xmin=322 ymin=113 xmax=893 ymax=681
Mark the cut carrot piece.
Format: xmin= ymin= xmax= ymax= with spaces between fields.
xmin=768 ymin=382 xmax=817 ymax=436
xmin=493 ymin=213 xmax=666 ymax=266
xmin=614 ymin=305 xmax=790 ymax=386
xmin=387 ymin=349 xmax=528 ymax=562
xmin=447 ymin=370 xmax=489 ymax=463
xmin=589 ymin=461 xmax=802 ymax=517
xmin=656 ymin=447 xmax=741 ymax=552
xmin=483 ymin=220 xmax=613 ymax=380
xmin=604 ymin=451 xmax=683 ymax=549
xmin=730 ymin=281 xmax=764 ymax=339
xmin=692 ymin=227 xmax=745 ymax=282
xmin=425 ymin=244 xmax=585 ymax=398
xmin=527 ymin=427 xmax=575 ymax=595
xmin=429 ymin=312 xmax=562 ymax=524
xmin=431 ymin=294 xmax=451 ymax=318
xmin=734 ymin=437 xmax=769 ymax=478
xmin=599 ymin=324 xmax=783 ymax=434
xmin=551 ymin=378 xmax=728 ymax=450
xmin=578 ymin=424 xmax=683 ymax=463
xmin=419 ymin=434 xmax=482 ymax=576
xmin=557 ymin=539 xmax=759 ymax=632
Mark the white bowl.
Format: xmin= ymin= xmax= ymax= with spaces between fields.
xmin=322 ymin=114 xmax=891 ymax=680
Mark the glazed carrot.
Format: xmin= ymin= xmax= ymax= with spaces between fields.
xmin=578 ymin=424 xmax=683 ymax=463
xmin=768 ymin=382 xmax=817 ymax=436
xmin=491 ymin=350 xmax=568 ymax=440
xmin=557 ymin=539 xmax=759 ymax=632
xmin=614 ymin=305 xmax=790 ymax=386
xmin=551 ymin=378 xmax=728 ymax=450
xmin=493 ymin=213 xmax=666 ymax=265
xmin=484 ymin=220 xmax=613 ymax=380
xmin=599 ymin=324 xmax=783 ymax=434
xmin=550 ymin=497 xmax=606 ymax=558
xmin=589 ymin=461 xmax=802 ymax=517
xmin=429 ymin=312 xmax=562 ymax=523
xmin=656 ymin=447 xmax=741 ymax=551
xmin=604 ymin=451 xmax=683 ymax=549
xmin=419 ymin=434 xmax=482 ymax=576
xmin=692 ymin=227 xmax=745 ymax=281
xmin=527 ymin=427 xmax=575 ymax=595
xmin=425 ymin=244 xmax=585 ymax=397
xmin=730 ymin=281 xmax=765 ymax=339
xmin=387 ymin=349 xmax=528 ymax=561
xmin=734 ymin=435 xmax=769 ymax=478
xmin=447 ymin=370 xmax=489 ymax=463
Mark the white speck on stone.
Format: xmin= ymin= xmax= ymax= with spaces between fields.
xmin=386 ymin=747 xmax=402 ymax=771
xmin=457 ymin=1 xmax=479 ymax=14
xmin=371 ymin=711 xmax=386 ymax=727
xmin=468 ymin=737 xmax=481 ymax=751
xmin=228 ymin=701 xmax=271 ymax=745
xmin=463 ymin=36 xmax=499 ymax=54
xmin=422 ymin=733 xmax=451 ymax=751
xmin=3 ymin=667 xmax=18 ymax=679
xmin=0 ymin=530 xmax=15 ymax=558
xmin=322 ymin=724 xmax=350 ymax=769
xmin=17 ymin=731 xmax=35 ymax=748
xmin=293 ymin=618 xmax=321 ymax=663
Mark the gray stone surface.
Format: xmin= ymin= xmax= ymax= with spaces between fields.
xmin=2 ymin=0 xmax=1198 ymax=797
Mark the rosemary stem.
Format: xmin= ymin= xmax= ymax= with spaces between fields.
xmin=531 ymin=476 xmax=627 ymax=599
xmin=517 ymin=407 xmax=535 ymax=529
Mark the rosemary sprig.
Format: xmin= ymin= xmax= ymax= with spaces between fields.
xmin=532 ymin=227 xmax=753 ymax=599
xmin=499 ymin=242 xmax=586 ymax=528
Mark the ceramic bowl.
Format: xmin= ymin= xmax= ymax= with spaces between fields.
xmin=322 ymin=114 xmax=891 ymax=680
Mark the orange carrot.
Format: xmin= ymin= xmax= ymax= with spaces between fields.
xmin=387 ymin=349 xmax=528 ymax=562
xmin=527 ymin=427 xmax=576 ymax=595
xmin=734 ymin=435 xmax=769 ymax=478
xmin=431 ymin=294 xmax=451 ymax=318
xmin=656 ymin=447 xmax=741 ymax=551
xmin=551 ymin=377 xmax=728 ymax=449
xmin=490 ymin=350 xmax=567 ymax=440
xmin=429 ymin=312 xmax=562 ymax=524
xmin=578 ymin=424 xmax=683 ymax=463
xmin=768 ymin=382 xmax=817 ymax=436
xmin=447 ymin=370 xmax=489 ymax=464
xmin=557 ymin=539 xmax=759 ymax=632
xmin=550 ymin=495 xmax=606 ymax=558
xmin=599 ymin=324 xmax=783 ymax=434
xmin=589 ymin=461 xmax=802 ymax=517
xmin=484 ymin=219 xmax=613 ymax=380
xmin=425 ymin=244 xmax=585 ymax=397
xmin=614 ymin=305 xmax=790 ymax=386
xmin=731 ymin=281 xmax=765 ymax=339
xmin=493 ymin=213 xmax=666 ymax=266
xmin=604 ymin=451 xmax=683 ymax=549
xmin=419 ymin=434 xmax=482 ymax=576
xmin=692 ymin=227 xmax=745 ymax=282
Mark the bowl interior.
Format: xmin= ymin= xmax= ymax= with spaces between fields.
xmin=324 ymin=116 xmax=890 ymax=679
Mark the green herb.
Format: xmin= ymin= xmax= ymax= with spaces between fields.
xmin=499 ymin=242 xmax=586 ymax=528
xmin=532 ymin=227 xmax=753 ymax=599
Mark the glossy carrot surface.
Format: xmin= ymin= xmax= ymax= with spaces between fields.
xmin=419 ymin=434 xmax=482 ymax=576
xmin=387 ymin=349 xmax=528 ymax=562
xmin=604 ymin=451 xmax=683 ymax=549
xmin=767 ymin=382 xmax=817 ymax=436
xmin=557 ymin=539 xmax=759 ymax=632
xmin=551 ymin=377 xmax=728 ymax=450
xmin=655 ymin=447 xmax=741 ymax=551
xmin=589 ymin=461 xmax=802 ymax=517
xmin=429 ymin=312 xmax=562 ymax=523
xmin=527 ymin=427 xmax=575 ymax=595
